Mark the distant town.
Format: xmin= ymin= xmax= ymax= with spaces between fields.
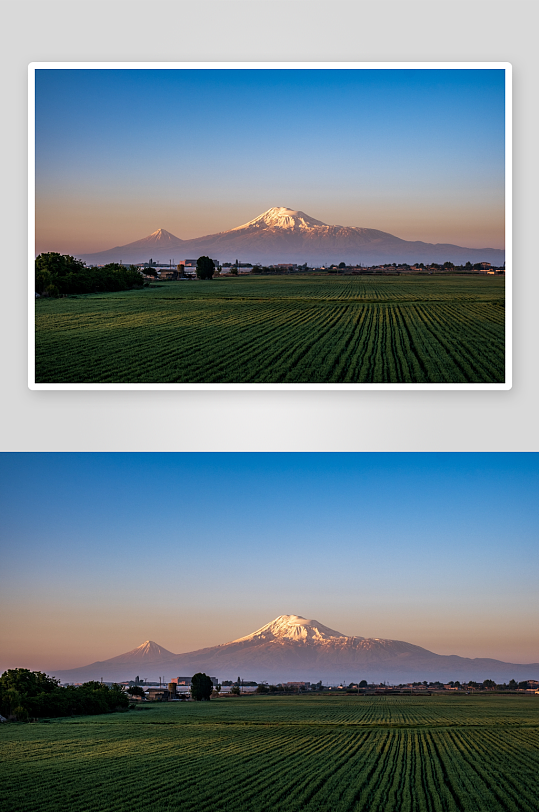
xmin=64 ymin=675 xmax=538 ymax=701
xmin=106 ymin=257 xmax=505 ymax=282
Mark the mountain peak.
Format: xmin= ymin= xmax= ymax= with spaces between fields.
xmin=231 ymin=207 xmax=328 ymax=232
xmin=122 ymin=640 xmax=175 ymax=660
xmin=149 ymin=228 xmax=175 ymax=239
xmin=231 ymin=614 xmax=352 ymax=644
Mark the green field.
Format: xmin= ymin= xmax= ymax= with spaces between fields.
xmin=34 ymin=275 xmax=505 ymax=384
xmin=1 ymin=694 xmax=537 ymax=811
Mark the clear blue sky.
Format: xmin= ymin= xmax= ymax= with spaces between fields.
xmin=1 ymin=453 xmax=536 ymax=672
xmin=35 ymin=67 xmax=506 ymax=254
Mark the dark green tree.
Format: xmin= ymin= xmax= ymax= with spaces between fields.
xmin=191 ymin=673 xmax=213 ymax=701
xmin=35 ymin=253 xmax=85 ymax=295
xmin=0 ymin=669 xmax=130 ymax=720
xmin=35 ymin=253 xmax=143 ymax=295
xmin=196 ymin=256 xmax=215 ymax=280
xmin=127 ymin=685 xmax=145 ymax=698
xmin=255 ymin=684 xmax=269 ymax=694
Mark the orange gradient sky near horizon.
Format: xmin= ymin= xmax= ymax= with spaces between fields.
xmin=1 ymin=454 xmax=536 ymax=674
xmin=35 ymin=196 xmax=506 ymax=257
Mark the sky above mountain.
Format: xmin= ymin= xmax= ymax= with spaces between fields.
xmin=35 ymin=67 xmax=506 ymax=255
xmin=0 ymin=453 xmax=537 ymax=673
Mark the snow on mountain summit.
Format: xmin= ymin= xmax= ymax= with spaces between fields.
xmin=116 ymin=640 xmax=176 ymax=661
xmin=143 ymin=228 xmax=182 ymax=243
xmin=231 ymin=207 xmax=329 ymax=232
xmin=231 ymin=614 xmax=356 ymax=644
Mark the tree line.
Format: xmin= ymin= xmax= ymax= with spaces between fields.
xmin=0 ymin=669 xmax=129 ymax=721
xmin=35 ymin=253 xmax=144 ymax=296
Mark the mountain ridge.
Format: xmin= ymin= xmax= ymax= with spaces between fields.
xmin=50 ymin=614 xmax=536 ymax=685
xmin=74 ymin=207 xmax=505 ymax=267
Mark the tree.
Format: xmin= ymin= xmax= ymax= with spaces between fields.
xmin=127 ymin=685 xmax=145 ymax=698
xmin=196 ymin=256 xmax=215 ymax=280
xmin=35 ymin=253 xmax=85 ymax=295
xmin=191 ymin=673 xmax=213 ymax=701
xmin=35 ymin=253 xmax=144 ymax=295
xmin=0 ymin=669 xmax=128 ymax=720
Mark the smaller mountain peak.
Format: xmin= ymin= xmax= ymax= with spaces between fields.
xmin=125 ymin=640 xmax=176 ymax=659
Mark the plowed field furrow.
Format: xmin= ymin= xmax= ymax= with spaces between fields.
xmin=35 ymin=276 xmax=505 ymax=383
xmin=254 ymin=306 xmax=347 ymax=383
xmin=413 ymin=303 xmax=503 ymax=381
xmin=400 ymin=305 xmax=466 ymax=383
xmin=283 ymin=307 xmax=356 ymax=383
xmin=198 ymin=307 xmax=325 ymax=383
xmin=448 ymin=729 xmax=539 ymax=811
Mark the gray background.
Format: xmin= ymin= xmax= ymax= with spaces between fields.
xmin=2 ymin=1 xmax=536 ymax=451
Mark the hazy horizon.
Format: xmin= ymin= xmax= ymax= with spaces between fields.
xmin=1 ymin=453 xmax=536 ymax=674
xmin=35 ymin=68 xmax=506 ymax=256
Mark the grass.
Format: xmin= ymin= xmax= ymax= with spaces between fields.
xmin=34 ymin=275 xmax=505 ymax=384
xmin=1 ymin=694 xmax=537 ymax=811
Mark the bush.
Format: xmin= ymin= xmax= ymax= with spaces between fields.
xmin=35 ymin=253 xmax=144 ymax=296
xmin=0 ymin=669 xmax=129 ymax=720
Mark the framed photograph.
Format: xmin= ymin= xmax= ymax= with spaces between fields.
xmin=29 ymin=63 xmax=511 ymax=389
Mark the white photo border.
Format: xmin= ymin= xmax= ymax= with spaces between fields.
xmin=28 ymin=61 xmax=512 ymax=391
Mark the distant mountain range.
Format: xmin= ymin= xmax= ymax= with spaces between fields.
xmin=75 ymin=207 xmax=505 ymax=267
xmin=51 ymin=615 xmax=536 ymax=685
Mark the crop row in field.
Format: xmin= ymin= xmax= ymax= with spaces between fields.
xmin=35 ymin=277 xmax=505 ymax=383
xmin=1 ymin=695 xmax=537 ymax=812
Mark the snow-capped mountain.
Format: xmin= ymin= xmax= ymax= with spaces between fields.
xmin=131 ymin=228 xmax=184 ymax=248
xmin=231 ymin=614 xmax=351 ymax=644
xmin=75 ymin=207 xmax=505 ymax=267
xmin=230 ymin=207 xmax=329 ymax=232
xmin=50 ymin=615 xmax=536 ymax=685
xmin=102 ymin=640 xmax=176 ymax=663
